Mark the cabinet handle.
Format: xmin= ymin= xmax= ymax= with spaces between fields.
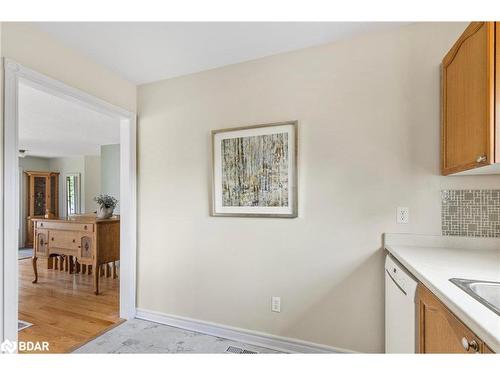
xmin=476 ymin=155 xmax=487 ymax=163
xmin=72 ymin=239 xmax=76 ymax=243
xmin=461 ymin=337 xmax=480 ymax=352
xmin=51 ymin=237 xmax=54 ymax=241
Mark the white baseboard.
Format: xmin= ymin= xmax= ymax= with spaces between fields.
xmin=135 ymin=308 xmax=352 ymax=354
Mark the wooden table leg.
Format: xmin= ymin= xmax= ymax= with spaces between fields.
xmin=47 ymin=256 xmax=53 ymax=269
xmin=32 ymin=255 xmax=38 ymax=284
xmin=93 ymin=262 xmax=100 ymax=295
xmin=112 ymin=262 xmax=117 ymax=279
xmin=105 ymin=263 xmax=111 ymax=278
xmin=81 ymin=264 xmax=87 ymax=274
xmin=69 ymin=256 xmax=74 ymax=274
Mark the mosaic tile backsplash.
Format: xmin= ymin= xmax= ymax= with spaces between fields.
xmin=441 ymin=190 xmax=500 ymax=237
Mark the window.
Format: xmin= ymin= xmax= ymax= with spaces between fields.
xmin=65 ymin=173 xmax=81 ymax=216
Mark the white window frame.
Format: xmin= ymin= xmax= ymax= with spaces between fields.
xmin=64 ymin=172 xmax=81 ymax=216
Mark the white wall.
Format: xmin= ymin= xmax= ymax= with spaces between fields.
xmin=19 ymin=156 xmax=50 ymax=171
xmin=20 ymin=156 xmax=102 ymax=218
xmin=137 ymin=22 xmax=500 ymax=353
xmin=47 ymin=156 xmax=86 ymax=216
xmin=84 ymin=155 xmax=101 ymax=214
xmin=100 ymin=144 xmax=120 ymax=213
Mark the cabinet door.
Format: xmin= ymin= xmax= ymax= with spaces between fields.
xmin=80 ymin=236 xmax=94 ymax=261
xmin=49 ymin=174 xmax=57 ymax=216
xmin=418 ymin=284 xmax=483 ymax=353
xmin=35 ymin=229 xmax=48 ymax=256
xmin=32 ymin=176 xmax=47 ymax=216
xmin=441 ymin=22 xmax=495 ymax=175
xmin=483 ymin=345 xmax=495 ymax=354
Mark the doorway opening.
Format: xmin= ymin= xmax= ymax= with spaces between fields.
xmin=2 ymin=59 xmax=136 ymax=352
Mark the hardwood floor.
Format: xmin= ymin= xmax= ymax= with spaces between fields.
xmin=18 ymin=257 xmax=120 ymax=353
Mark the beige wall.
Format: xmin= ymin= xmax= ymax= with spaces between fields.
xmin=137 ymin=22 xmax=500 ymax=353
xmin=1 ymin=22 xmax=136 ymax=112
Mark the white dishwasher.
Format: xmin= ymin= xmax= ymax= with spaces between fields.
xmin=385 ymin=254 xmax=418 ymax=353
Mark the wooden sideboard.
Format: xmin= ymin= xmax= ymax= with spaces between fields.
xmin=32 ymin=215 xmax=120 ymax=295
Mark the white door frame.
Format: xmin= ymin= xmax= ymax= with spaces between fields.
xmin=1 ymin=58 xmax=137 ymax=345
xmin=18 ymin=166 xmax=24 ymax=248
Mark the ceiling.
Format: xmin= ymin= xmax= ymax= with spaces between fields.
xmin=34 ymin=22 xmax=407 ymax=84
xmin=19 ymin=82 xmax=120 ymax=158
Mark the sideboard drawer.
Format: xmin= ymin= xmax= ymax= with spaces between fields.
xmin=49 ymin=230 xmax=81 ymax=250
xmin=37 ymin=221 xmax=94 ymax=232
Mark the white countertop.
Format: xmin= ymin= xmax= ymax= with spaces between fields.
xmin=384 ymin=234 xmax=500 ymax=352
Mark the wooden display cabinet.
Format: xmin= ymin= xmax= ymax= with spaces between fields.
xmin=25 ymin=171 xmax=59 ymax=247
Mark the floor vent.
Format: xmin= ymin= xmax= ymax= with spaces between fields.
xmin=18 ymin=320 xmax=33 ymax=332
xmin=226 ymin=346 xmax=258 ymax=354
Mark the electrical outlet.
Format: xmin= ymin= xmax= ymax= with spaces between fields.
xmin=397 ymin=207 xmax=409 ymax=224
xmin=271 ymin=296 xmax=281 ymax=313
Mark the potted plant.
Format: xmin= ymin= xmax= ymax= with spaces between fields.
xmin=94 ymin=194 xmax=118 ymax=219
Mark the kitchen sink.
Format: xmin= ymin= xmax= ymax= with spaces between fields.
xmin=450 ymin=278 xmax=500 ymax=316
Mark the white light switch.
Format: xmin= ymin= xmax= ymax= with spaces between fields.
xmin=271 ymin=296 xmax=281 ymax=313
xmin=397 ymin=207 xmax=409 ymax=224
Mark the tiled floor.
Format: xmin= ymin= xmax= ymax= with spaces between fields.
xmin=18 ymin=248 xmax=33 ymax=259
xmin=74 ymin=318 xmax=283 ymax=354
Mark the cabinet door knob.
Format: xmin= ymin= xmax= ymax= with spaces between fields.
xmin=461 ymin=337 xmax=479 ymax=352
xmin=476 ymin=155 xmax=487 ymax=163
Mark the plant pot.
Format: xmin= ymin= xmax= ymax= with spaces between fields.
xmin=97 ymin=206 xmax=114 ymax=219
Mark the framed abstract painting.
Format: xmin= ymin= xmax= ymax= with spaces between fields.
xmin=211 ymin=121 xmax=298 ymax=218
